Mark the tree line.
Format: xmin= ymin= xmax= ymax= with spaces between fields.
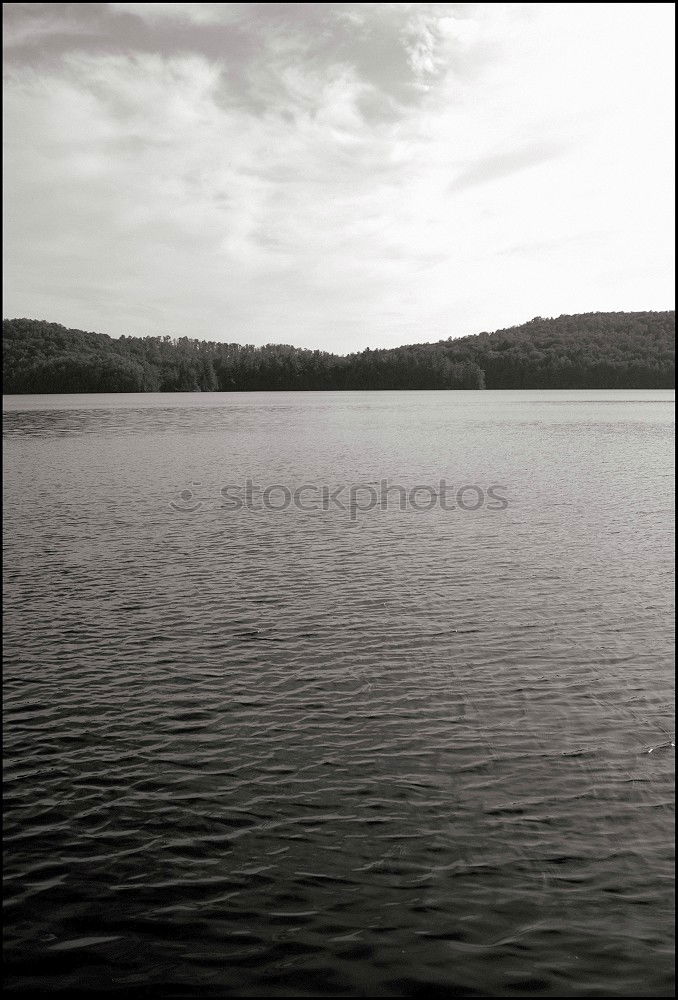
xmin=2 ymin=311 xmax=674 ymax=393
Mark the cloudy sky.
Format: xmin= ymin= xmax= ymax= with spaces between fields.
xmin=3 ymin=2 xmax=675 ymax=351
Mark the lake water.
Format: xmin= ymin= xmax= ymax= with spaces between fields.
xmin=3 ymin=390 xmax=675 ymax=997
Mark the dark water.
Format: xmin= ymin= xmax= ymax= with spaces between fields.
xmin=3 ymin=390 xmax=675 ymax=997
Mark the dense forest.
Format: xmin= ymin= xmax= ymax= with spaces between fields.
xmin=2 ymin=311 xmax=674 ymax=393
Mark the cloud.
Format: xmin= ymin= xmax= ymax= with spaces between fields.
xmin=2 ymin=3 xmax=106 ymax=53
xmin=2 ymin=3 xmax=675 ymax=349
xmin=108 ymin=3 xmax=231 ymax=25
xmin=4 ymin=3 xmax=490 ymax=112
xmin=449 ymin=140 xmax=570 ymax=192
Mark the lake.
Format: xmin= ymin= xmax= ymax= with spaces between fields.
xmin=3 ymin=390 xmax=675 ymax=997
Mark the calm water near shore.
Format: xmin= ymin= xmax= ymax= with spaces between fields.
xmin=3 ymin=390 xmax=675 ymax=997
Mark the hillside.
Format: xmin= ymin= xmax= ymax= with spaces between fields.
xmin=2 ymin=311 xmax=674 ymax=392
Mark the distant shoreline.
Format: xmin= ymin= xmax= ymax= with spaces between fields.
xmin=3 ymin=312 xmax=675 ymax=393
xmin=3 ymin=386 xmax=677 ymax=396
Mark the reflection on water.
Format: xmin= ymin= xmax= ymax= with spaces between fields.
xmin=3 ymin=391 xmax=675 ymax=996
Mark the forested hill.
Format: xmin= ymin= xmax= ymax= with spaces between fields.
xmin=2 ymin=311 xmax=674 ymax=393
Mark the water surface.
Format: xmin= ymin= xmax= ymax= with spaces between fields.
xmin=3 ymin=390 xmax=675 ymax=996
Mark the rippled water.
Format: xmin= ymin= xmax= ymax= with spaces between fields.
xmin=3 ymin=390 xmax=675 ymax=997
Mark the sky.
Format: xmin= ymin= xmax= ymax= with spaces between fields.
xmin=2 ymin=2 xmax=675 ymax=351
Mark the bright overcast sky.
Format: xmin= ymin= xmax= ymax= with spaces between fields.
xmin=2 ymin=2 xmax=675 ymax=351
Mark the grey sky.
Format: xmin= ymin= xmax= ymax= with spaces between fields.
xmin=3 ymin=2 xmax=675 ymax=350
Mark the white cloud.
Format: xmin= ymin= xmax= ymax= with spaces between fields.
xmin=2 ymin=2 xmax=675 ymax=349
xmin=108 ymin=3 xmax=230 ymax=26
